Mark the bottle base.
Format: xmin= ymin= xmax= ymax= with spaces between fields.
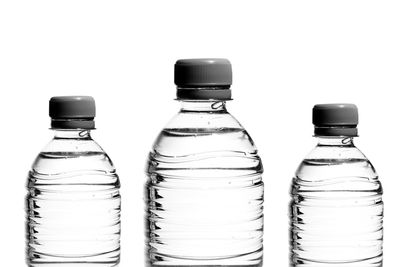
xmin=148 ymin=264 xmax=262 ymax=267
xmin=27 ymin=262 xmax=119 ymax=267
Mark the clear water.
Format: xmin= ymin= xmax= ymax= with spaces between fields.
xmin=145 ymin=128 xmax=264 ymax=267
xmin=290 ymin=158 xmax=383 ymax=267
xmin=26 ymin=152 xmax=121 ymax=267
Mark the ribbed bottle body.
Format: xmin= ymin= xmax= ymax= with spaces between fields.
xmin=145 ymin=102 xmax=264 ymax=267
xmin=290 ymin=139 xmax=383 ymax=267
xmin=26 ymin=131 xmax=121 ymax=267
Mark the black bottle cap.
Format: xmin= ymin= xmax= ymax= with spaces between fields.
xmin=175 ymin=58 xmax=232 ymax=100
xmin=49 ymin=96 xmax=96 ymax=129
xmin=313 ymin=103 xmax=358 ymax=137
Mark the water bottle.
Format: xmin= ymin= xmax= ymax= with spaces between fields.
xmin=145 ymin=58 xmax=264 ymax=267
xmin=290 ymin=104 xmax=383 ymax=267
xmin=26 ymin=96 xmax=121 ymax=267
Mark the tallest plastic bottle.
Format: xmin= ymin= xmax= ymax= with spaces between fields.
xmin=145 ymin=59 xmax=264 ymax=267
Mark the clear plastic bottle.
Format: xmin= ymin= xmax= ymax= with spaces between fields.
xmin=26 ymin=96 xmax=121 ymax=267
xmin=145 ymin=59 xmax=264 ymax=267
xmin=290 ymin=104 xmax=383 ymax=267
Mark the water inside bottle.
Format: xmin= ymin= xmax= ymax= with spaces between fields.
xmin=146 ymin=128 xmax=264 ymax=267
xmin=290 ymin=158 xmax=383 ymax=267
xmin=26 ymin=151 xmax=121 ymax=267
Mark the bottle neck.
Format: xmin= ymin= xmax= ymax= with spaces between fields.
xmin=316 ymin=136 xmax=355 ymax=146
xmin=53 ymin=129 xmax=92 ymax=139
xmin=179 ymin=100 xmax=227 ymax=112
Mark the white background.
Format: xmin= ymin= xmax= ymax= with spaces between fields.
xmin=0 ymin=0 xmax=399 ymax=265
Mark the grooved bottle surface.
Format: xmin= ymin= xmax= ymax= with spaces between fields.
xmin=290 ymin=141 xmax=383 ymax=267
xmin=26 ymin=132 xmax=121 ymax=267
xmin=146 ymin=126 xmax=264 ymax=267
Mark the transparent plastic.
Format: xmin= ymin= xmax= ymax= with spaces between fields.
xmin=26 ymin=130 xmax=121 ymax=267
xmin=145 ymin=101 xmax=264 ymax=267
xmin=290 ymin=137 xmax=383 ymax=267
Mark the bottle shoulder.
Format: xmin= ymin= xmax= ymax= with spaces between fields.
xmin=293 ymin=145 xmax=380 ymax=192
xmin=151 ymin=110 xmax=259 ymax=157
xmin=147 ymin=110 xmax=263 ymax=177
xmin=40 ymin=135 xmax=106 ymax=153
xmin=164 ymin=109 xmax=244 ymax=130
xmin=29 ymin=137 xmax=118 ymax=186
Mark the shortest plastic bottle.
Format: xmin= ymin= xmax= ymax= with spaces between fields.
xmin=26 ymin=96 xmax=121 ymax=267
xmin=290 ymin=103 xmax=383 ymax=267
